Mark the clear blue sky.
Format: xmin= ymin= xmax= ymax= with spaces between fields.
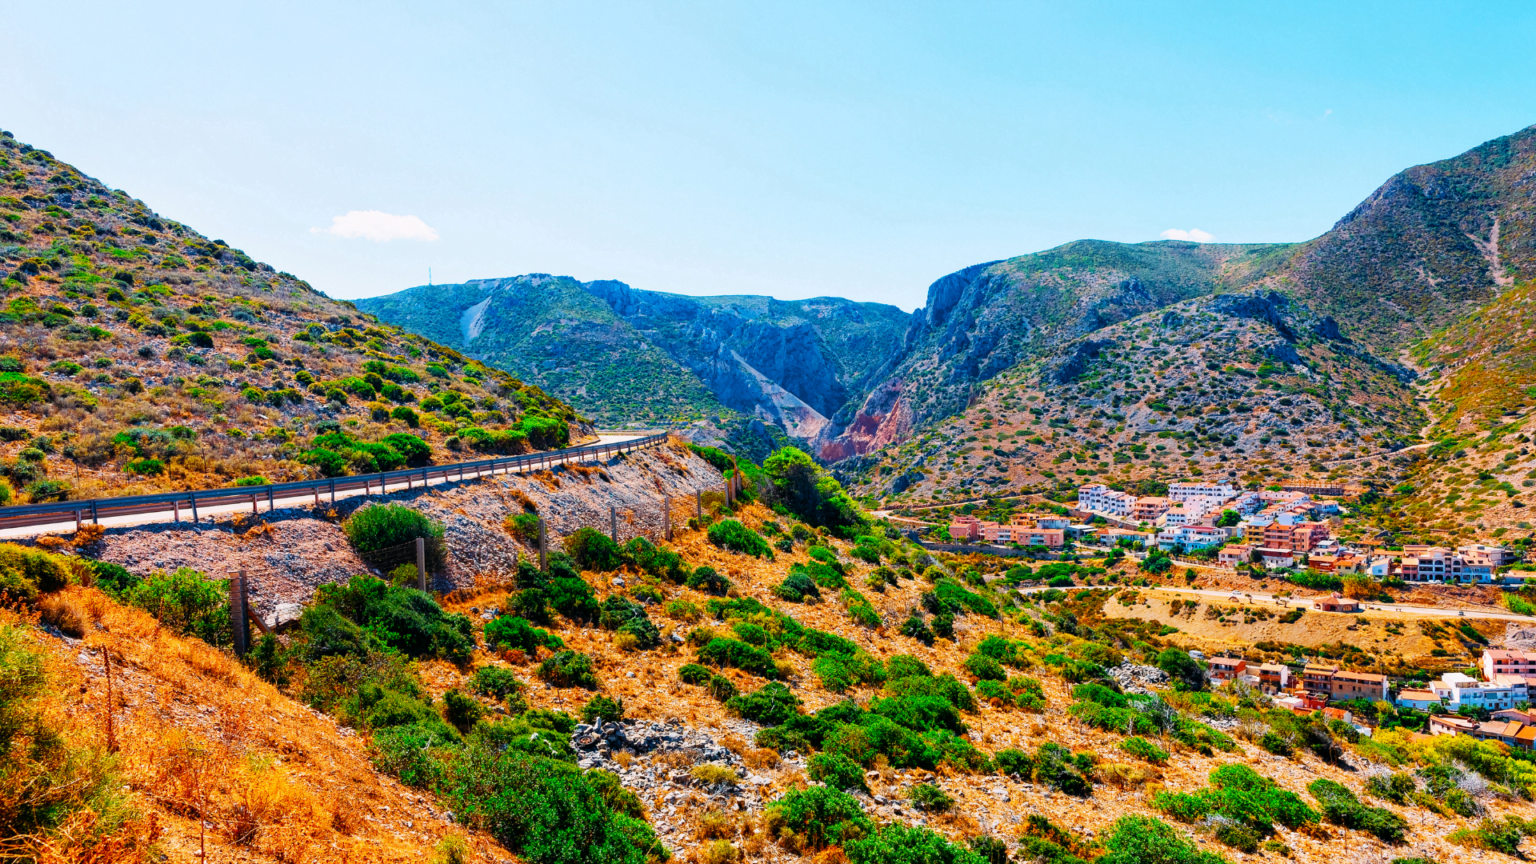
xmin=4 ymin=1 xmax=1534 ymax=311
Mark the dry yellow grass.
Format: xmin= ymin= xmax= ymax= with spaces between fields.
xmin=23 ymin=586 xmax=513 ymax=863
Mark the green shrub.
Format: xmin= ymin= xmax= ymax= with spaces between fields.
xmin=537 ymin=651 xmax=598 ymax=689
xmin=436 ymin=747 xmax=658 ymax=864
xmin=0 ymin=544 xmax=74 ymax=604
xmin=315 ymin=574 xmax=474 ymax=663
xmin=870 ymin=694 xmax=965 ymax=734
xmin=369 ymin=722 xmax=452 ymax=789
xmin=707 ymin=519 xmax=771 ymax=558
xmin=707 ymin=675 xmax=739 ymax=702
xmin=125 ymin=566 xmax=229 ymax=646
xmin=343 ymin=504 xmax=445 ymax=567
xmin=1449 ymin=816 xmax=1535 ymax=856
xmin=886 ymin=654 xmax=932 ymax=680
xmin=1308 ymin=778 xmax=1406 ymax=842
xmin=470 ymin=666 xmax=527 ymax=707
xmin=907 ymin=783 xmax=954 ymax=812
xmin=83 ymin=558 xmax=138 ymax=599
xmin=900 ymin=614 xmax=934 ymax=646
xmin=774 ymin=571 xmax=820 ymax=602
xmin=807 ymin=752 xmax=868 ymax=793
xmin=846 ymin=824 xmax=987 ymax=864
xmin=812 ymin=651 xmax=885 ymax=693
xmin=727 ymin=682 xmax=802 ymax=725
xmin=566 ymin=527 xmax=626 ymax=572
xmin=964 ymin=653 xmax=1006 ymax=681
xmin=1120 ymin=736 xmax=1169 ymax=764
xmin=1099 ymin=815 xmax=1228 ymax=864
xmin=685 ymin=566 xmax=731 ymax=595
xmin=697 ymin=638 xmax=778 ymax=679
xmin=581 ymin=695 xmax=625 ymax=724
xmin=765 ymin=786 xmax=873 ymax=850
xmin=484 ymin=616 xmax=564 ymax=654
xmin=443 ymin=688 xmax=485 ymax=734
xmin=678 ymin=663 xmax=713 ymax=685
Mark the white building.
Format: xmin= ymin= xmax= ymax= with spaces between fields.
xmin=1078 ymin=484 xmax=1135 ymax=518
xmin=1430 ymin=672 xmax=1528 ymax=712
xmin=1168 ymin=482 xmax=1237 ymax=504
xmin=1157 ymin=525 xmax=1226 ymax=551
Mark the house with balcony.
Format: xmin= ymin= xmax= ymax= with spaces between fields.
xmin=1255 ymin=663 xmax=1290 ymax=695
xmin=1208 ymin=657 xmax=1246 ymax=683
xmin=1218 ymin=544 xmax=1254 ymax=567
xmin=1132 ymin=497 xmax=1171 ymax=522
xmin=1483 ymin=649 xmax=1536 ymax=681
xmin=1257 ymin=547 xmax=1296 ymax=569
xmin=1078 ymin=484 xmax=1135 ymax=518
xmin=1430 ymin=672 xmax=1529 ymax=712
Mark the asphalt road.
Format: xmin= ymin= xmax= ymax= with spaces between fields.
xmin=0 ymin=433 xmax=647 ymax=540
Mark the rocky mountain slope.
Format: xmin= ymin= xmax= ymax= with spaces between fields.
xmin=828 ymin=123 xmax=1536 ymax=514
xmin=841 ymin=289 xmax=1426 ymax=500
xmin=358 ymin=276 xmax=911 ymax=446
xmin=0 ymin=129 xmax=581 ymax=502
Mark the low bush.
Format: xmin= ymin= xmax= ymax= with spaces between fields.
xmin=470 ymin=666 xmax=527 ymax=709
xmin=484 ymin=615 xmax=564 ymax=654
xmin=764 ymin=786 xmax=873 ymax=851
xmin=1098 ymin=815 xmax=1228 ymax=864
xmin=581 ymin=694 xmax=625 ymax=724
xmin=774 ymin=571 xmax=820 ymax=603
xmin=678 ymin=663 xmax=713 ymax=685
xmin=537 ymin=651 xmax=598 ymax=689
xmin=1120 ymin=736 xmax=1169 ymax=764
xmin=907 ymin=783 xmax=954 ymax=812
xmin=727 ymin=682 xmax=802 ymax=725
xmin=846 ymin=824 xmax=987 ymax=864
xmin=697 ymin=638 xmax=779 ymax=679
xmin=1449 ymin=816 xmax=1536 ymax=856
xmin=344 ymin=504 xmax=446 ymax=567
xmin=1308 ymin=778 xmax=1406 ymax=843
xmin=125 ymin=566 xmax=230 ymax=646
xmin=964 ymin=652 xmax=1006 ymax=681
xmin=316 ymin=574 xmax=474 ymax=663
xmin=566 ymin=527 xmax=626 ymax=572
xmin=686 ymin=566 xmax=731 ymax=595
xmin=707 ymin=519 xmax=772 ymax=558
xmin=807 ymin=752 xmax=868 ymax=792
xmin=443 ymin=688 xmax=485 ymax=734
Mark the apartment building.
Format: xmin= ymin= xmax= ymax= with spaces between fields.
xmin=1483 ymin=649 xmax=1536 ymax=681
xmin=1307 ymin=553 xmax=1360 ymax=574
xmin=948 ymin=515 xmax=980 ymax=541
xmin=1168 ymin=482 xmax=1237 ymax=503
xmin=1257 ymin=548 xmax=1296 ymax=569
xmin=1300 ymin=663 xmax=1385 ymax=700
xmin=1079 ymin=484 xmax=1135 ymax=517
xmin=1430 ymin=672 xmax=1528 ymax=711
xmin=1156 ymin=524 xmax=1225 ymax=550
xmin=1132 ymin=497 xmax=1171 ymax=522
xmin=1290 ymin=522 xmax=1330 ymax=553
xmin=1401 ymin=544 xmax=1509 ymax=584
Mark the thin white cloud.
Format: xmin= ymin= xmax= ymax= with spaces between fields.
xmin=1160 ymin=228 xmax=1215 ymax=242
xmin=312 ymin=210 xmax=438 ymax=242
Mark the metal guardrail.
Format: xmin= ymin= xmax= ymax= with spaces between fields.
xmin=0 ymin=432 xmax=671 ymax=531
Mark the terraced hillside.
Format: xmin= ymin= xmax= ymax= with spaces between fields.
xmin=0 ymin=130 xmax=581 ymax=503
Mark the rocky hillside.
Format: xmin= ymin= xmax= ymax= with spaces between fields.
xmin=819 ymin=124 xmax=1536 ymax=463
xmin=0 ymin=129 xmax=582 ymax=503
xmin=841 ymin=289 xmax=1427 ymax=500
xmin=358 ymin=276 xmax=911 ymax=446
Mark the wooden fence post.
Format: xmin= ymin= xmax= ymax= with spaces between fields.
xmin=415 ymin=537 xmax=427 ymax=592
xmin=610 ymin=506 xmax=618 ymax=543
xmin=664 ymin=496 xmax=672 ymax=541
xmin=695 ymin=490 xmax=702 ymax=519
xmin=230 ymin=570 xmax=248 ymax=657
xmin=538 ymin=518 xmax=548 ymax=570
